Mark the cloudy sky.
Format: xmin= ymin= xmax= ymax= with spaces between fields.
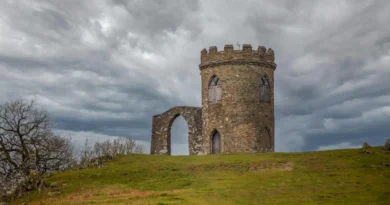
xmin=1 ymin=0 xmax=389 ymax=155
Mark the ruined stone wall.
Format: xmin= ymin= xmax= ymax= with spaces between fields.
xmin=150 ymin=106 xmax=203 ymax=155
xmin=199 ymin=44 xmax=276 ymax=154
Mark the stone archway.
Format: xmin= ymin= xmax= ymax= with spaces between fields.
xmin=150 ymin=106 xmax=203 ymax=155
xmin=167 ymin=114 xmax=190 ymax=155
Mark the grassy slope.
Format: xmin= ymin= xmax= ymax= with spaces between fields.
xmin=13 ymin=147 xmax=390 ymax=205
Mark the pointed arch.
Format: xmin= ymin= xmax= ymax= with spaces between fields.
xmin=209 ymin=75 xmax=222 ymax=86
xmin=260 ymin=75 xmax=271 ymax=103
xmin=208 ymin=75 xmax=222 ymax=104
xmin=167 ymin=114 xmax=189 ymax=155
xmin=210 ymin=129 xmax=221 ymax=154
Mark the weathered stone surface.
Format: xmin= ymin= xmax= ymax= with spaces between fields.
xmin=200 ymin=45 xmax=276 ymax=154
xmin=384 ymin=139 xmax=390 ymax=151
xmin=151 ymin=44 xmax=276 ymax=155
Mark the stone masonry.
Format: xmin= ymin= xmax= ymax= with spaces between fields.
xmin=150 ymin=106 xmax=203 ymax=155
xmin=151 ymin=44 xmax=277 ymax=155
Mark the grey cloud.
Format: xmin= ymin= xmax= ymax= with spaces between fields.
xmin=248 ymin=0 xmax=390 ymax=151
xmin=0 ymin=0 xmax=389 ymax=155
xmin=112 ymin=0 xmax=200 ymax=32
xmin=316 ymin=142 xmax=361 ymax=151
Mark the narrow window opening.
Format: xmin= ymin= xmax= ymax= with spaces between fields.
xmin=208 ymin=76 xmax=222 ymax=104
xmin=260 ymin=75 xmax=271 ymax=103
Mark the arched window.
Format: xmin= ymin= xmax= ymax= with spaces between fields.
xmin=208 ymin=76 xmax=222 ymax=104
xmin=260 ymin=75 xmax=271 ymax=103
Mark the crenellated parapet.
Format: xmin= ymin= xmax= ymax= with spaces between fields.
xmin=199 ymin=44 xmax=276 ymax=70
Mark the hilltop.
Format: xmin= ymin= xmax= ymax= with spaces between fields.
xmin=12 ymin=146 xmax=390 ymax=205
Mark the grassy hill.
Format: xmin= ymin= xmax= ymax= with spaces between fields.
xmin=12 ymin=146 xmax=390 ymax=205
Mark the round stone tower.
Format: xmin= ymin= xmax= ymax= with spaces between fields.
xmin=199 ymin=44 xmax=276 ymax=154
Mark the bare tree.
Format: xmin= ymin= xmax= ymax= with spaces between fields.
xmin=0 ymin=99 xmax=74 ymax=177
xmin=92 ymin=136 xmax=145 ymax=158
xmin=0 ymin=99 xmax=148 ymax=201
xmin=76 ymin=136 xmax=145 ymax=168
xmin=78 ymin=138 xmax=94 ymax=165
xmin=133 ymin=143 xmax=145 ymax=154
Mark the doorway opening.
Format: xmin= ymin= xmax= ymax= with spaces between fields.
xmin=211 ymin=130 xmax=221 ymax=154
xmin=169 ymin=115 xmax=189 ymax=155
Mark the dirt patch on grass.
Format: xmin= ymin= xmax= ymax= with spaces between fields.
xmin=249 ymin=161 xmax=293 ymax=172
xmin=305 ymin=161 xmax=324 ymax=169
xmin=189 ymin=161 xmax=293 ymax=173
xmin=28 ymin=188 xmax=185 ymax=205
xmin=70 ymin=188 xmax=184 ymax=198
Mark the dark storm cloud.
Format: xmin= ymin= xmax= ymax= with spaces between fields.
xmin=243 ymin=0 xmax=390 ymax=151
xmin=0 ymin=0 xmax=199 ymax=143
xmin=54 ymin=116 xmax=151 ymax=139
xmin=0 ymin=0 xmax=389 ymax=154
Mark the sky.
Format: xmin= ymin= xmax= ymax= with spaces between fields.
xmin=0 ymin=0 xmax=389 ymax=155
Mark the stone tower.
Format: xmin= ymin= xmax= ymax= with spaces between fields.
xmin=150 ymin=44 xmax=276 ymax=155
xmin=200 ymin=44 xmax=276 ymax=154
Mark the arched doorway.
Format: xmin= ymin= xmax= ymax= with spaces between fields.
xmin=169 ymin=115 xmax=189 ymax=155
xmin=211 ymin=130 xmax=221 ymax=154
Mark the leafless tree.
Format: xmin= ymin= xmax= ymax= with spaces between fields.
xmin=0 ymin=99 xmax=148 ymax=201
xmin=78 ymin=138 xmax=94 ymax=165
xmin=92 ymin=136 xmax=145 ymax=158
xmin=77 ymin=136 xmax=145 ymax=167
xmin=0 ymin=99 xmax=74 ymax=177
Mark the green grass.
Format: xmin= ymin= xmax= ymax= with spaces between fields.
xmin=12 ymin=147 xmax=390 ymax=205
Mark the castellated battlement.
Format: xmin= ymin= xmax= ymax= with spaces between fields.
xmin=199 ymin=44 xmax=276 ymax=70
